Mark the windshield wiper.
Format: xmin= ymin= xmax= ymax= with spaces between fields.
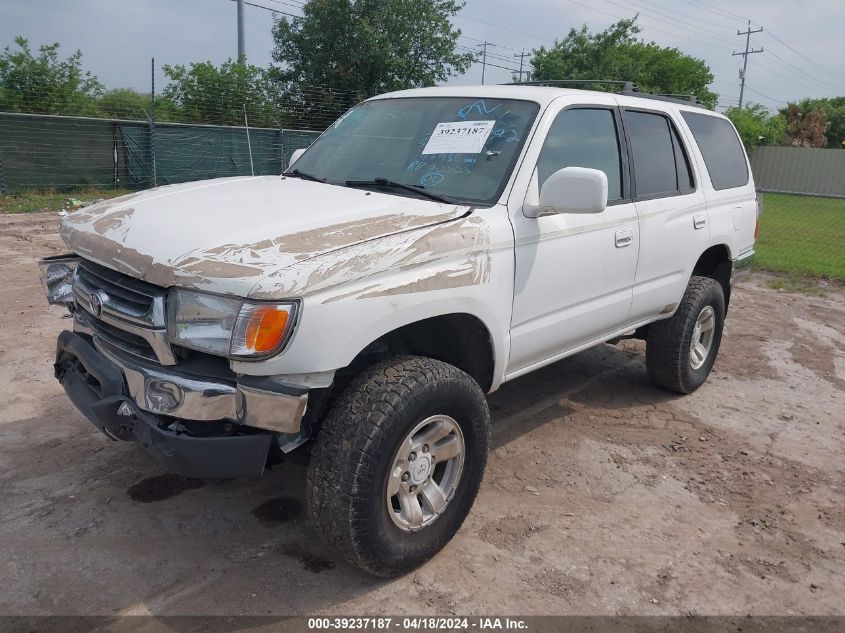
xmin=283 ymin=168 xmax=326 ymax=183
xmin=344 ymin=177 xmax=456 ymax=204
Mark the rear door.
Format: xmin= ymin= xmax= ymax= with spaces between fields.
xmin=621 ymin=106 xmax=710 ymax=322
xmin=680 ymin=111 xmax=757 ymax=260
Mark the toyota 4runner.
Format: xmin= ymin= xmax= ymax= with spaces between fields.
xmin=40 ymin=84 xmax=756 ymax=576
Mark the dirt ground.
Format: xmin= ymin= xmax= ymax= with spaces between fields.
xmin=1 ymin=212 xmax=843 ymax=617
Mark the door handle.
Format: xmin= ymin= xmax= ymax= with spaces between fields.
xmin=693 ymin=214 xmax=707 ymax=230
xmin=615 ymin=229 xmax=633 ymax=248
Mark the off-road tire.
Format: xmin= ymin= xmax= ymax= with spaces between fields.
xmin=646 ymin=275 xmax=725 ymax=394
xmin=306 ymin=356 xmax=490 ymax=577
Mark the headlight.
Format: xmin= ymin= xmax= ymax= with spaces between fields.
xmin=38 ymin=255 xmax=80 ymax=305
xmin=167 ymin=288 xmax=297 ymax=359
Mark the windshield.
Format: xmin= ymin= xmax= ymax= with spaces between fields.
xmin=290 ymin=97 xmax=540 ymax=205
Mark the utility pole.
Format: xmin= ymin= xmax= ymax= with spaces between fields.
xmin=237 ymin=0 xmax=245 ymax=61
xmin=733 ymin=20 xmax=763 ymax=108
xmin=150 ymin=57 xmax=157 ymax=188
xmin=514 ymin=49 xmax=530 ymax=83
xmin=479 ymin=41 xmax=488 ymax=85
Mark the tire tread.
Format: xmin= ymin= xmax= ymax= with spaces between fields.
xmin=646 ymin=275 xmax=724 ymax=394
xmin=306 ymin=355 xmax=489 ymax=576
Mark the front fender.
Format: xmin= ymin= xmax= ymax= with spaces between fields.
xmin=234 ymin=210 xmax=515 ymax=392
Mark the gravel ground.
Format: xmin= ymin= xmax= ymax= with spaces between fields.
xmin=1 ymin=212 xmax=843 ymax=616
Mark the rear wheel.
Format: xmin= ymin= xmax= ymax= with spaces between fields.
xmin=646 ymin=275 xmax=725 ymax=394
xmin=306 ymin=356 xmax=490 ymax=577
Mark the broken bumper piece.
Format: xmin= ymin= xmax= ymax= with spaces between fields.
xmin=54 ymin=330 xmax=284 ymax=478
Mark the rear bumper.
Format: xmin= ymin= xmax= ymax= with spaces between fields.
xmin=55 ymin=330 xmax=274 ymax=478
xmin=731 ymin=249 xmax=755 ymax=284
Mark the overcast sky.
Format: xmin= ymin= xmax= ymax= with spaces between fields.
xmin=1 ymin=0 xmax=842 ymax=112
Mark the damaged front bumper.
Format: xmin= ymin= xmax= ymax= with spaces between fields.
xmin=54 ymin=330 xmax=308 ymax=478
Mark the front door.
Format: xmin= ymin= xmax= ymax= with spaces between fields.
xmin=508 ymin=103 xmax=639 ymax=377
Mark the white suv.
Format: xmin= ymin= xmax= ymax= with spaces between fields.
xmin=40 ymin=83 xmax=756 ymax=576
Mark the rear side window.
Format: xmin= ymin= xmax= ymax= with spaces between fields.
xmin=682 ymin=112 xmax=749 ymax=190
xmin=537 ymin=108 xmax=623 ymax=201
xmin=626 ymin=110 xmax=694 ymax=197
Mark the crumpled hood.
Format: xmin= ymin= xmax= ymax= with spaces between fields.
xmin=60 ymin=176 xmax=468 ymax=296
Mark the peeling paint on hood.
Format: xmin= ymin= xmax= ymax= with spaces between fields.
xmin=59 ymin=176 xmax=469 ymax=296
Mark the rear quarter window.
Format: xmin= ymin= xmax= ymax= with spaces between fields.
xmin=681 ymin=112 xmax=749 ymax=190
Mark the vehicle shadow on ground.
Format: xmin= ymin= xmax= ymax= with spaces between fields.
xmin=1 ymin=342 xmax=686 ymax=617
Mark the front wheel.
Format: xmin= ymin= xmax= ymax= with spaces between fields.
xmin=646 ymin=275 xmax=725 ymax=394
xmin=306 ymin=356 xmax=490 ymax=577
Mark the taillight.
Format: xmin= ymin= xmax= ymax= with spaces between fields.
xmin=754 ymin=195 xmax=762 ymax=239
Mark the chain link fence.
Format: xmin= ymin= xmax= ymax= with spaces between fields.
xmin=0 ymin=111 xmax=321 ymax=193
xmin=0 ymin=112 xmax=320 ymax=194
xmin=0 ymin=81 xmax=366 ymax=193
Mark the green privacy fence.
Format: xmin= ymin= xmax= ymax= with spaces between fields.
xmin=0 ymin=111 xmax=322 ymax=193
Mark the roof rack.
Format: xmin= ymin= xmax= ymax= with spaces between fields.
xmin=505 ymin=79 xmax=705 ymax=108
xmin=506 ymin=79 xmax=636 ymax=91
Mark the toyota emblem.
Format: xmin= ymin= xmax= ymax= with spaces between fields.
xmin=89 ymin=290 xmax=108 ymax=317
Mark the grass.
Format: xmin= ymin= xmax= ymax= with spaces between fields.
xmin=0 ymin=188 xmax=134 ymax=214
xmin=765 ymin=275 xmax=832 ymax=298
xmin=755 ymin=193 xmax=845 ymax=281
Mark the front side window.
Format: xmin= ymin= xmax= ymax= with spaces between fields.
xmin=290 ymin=97 xmax=540 ymax=205
xmin=537 ymin=108 xmax=623 ymax=201
xmin=682 ymin=111 xmax=749 ymax=190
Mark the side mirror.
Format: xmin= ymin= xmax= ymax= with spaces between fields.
xmin=287 ymin=148 xmax=307 ymax=169
xmin=526 ymin=166 xmax=608 ymax=217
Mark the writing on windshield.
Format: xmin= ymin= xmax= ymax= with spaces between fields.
xmin=291 ymin=97 xmax=540 ymax=205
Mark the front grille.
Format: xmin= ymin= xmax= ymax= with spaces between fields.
xmin=88 ymin=313 xmax=159 ymax=362
xmin=73 ymin=259 xmax=174 ymax=365
xmin=74 ymin=260 xmax=164 ymax=327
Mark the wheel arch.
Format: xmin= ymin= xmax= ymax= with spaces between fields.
xmin=337 ymin=312 xmax=498 ymax=394
xmin=692 ymin=243 xmax=733 ymax=311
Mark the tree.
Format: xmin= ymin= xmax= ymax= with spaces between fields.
xmin=162 ymin=59 xmax=277 ymax=127
xmin=783 ymin=103 xmax=828 ymax=148
xmin=0 ymin=36 xmax=103 ymax=115
xmin=95 ymin=88 xmax=179 ymax=122
xmin=828 ymin=105 xmax=845 ymax=149
xmin=270 ymin=0 xmax=474 ymax=128
xmin=725 ymin=103 xmax=786 ymax=151
xmin=829 ymin=107 xmax=845 ymax=149
xmin=530 ymin=19 xmax=717 ymax=109
xmin=780 ymin=97 xmax=845 ymax=148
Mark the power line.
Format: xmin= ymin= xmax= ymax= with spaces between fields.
xmin=603 ymin=0 xmax=738 ymax=46
xmin=673 ymin=0 xmax=750 ymax=24
xmin=455 ymin=46 xmax=520 ymax=74
xmin=560 ymin=0 xmax=734 ymax=52
xmin=761 ymin=48 xmax=831 ymax=89
xmin=745 ymin=86 xmax=787 ymax=105
xmin=763 ymin=30 xmax=845 ymax=84
xmin=228 ymin=0 xmax=300 ymax=19
xmin=455 ymin=14 xmax=555 ymax=44
xmin=634 ymin=0 xmax=737 ymax=31
xmin=459 ymin=35 xmax=523 ymax=54
xmin=748 ymin=57 xmax=823 ymax=98
xmin=458 ymin=39 xmax=519 ymax=64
